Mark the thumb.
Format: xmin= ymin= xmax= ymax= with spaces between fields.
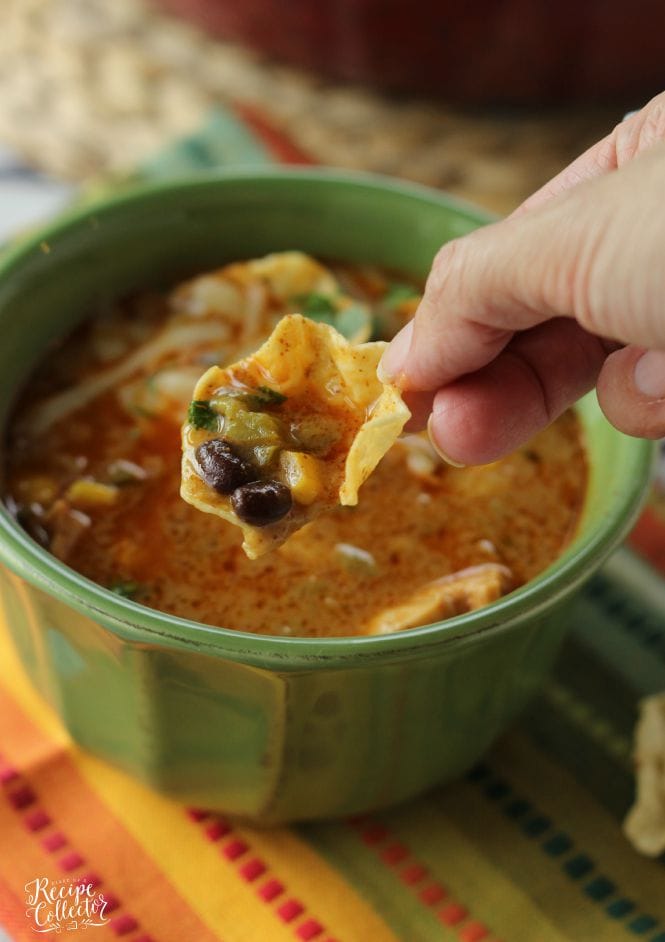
xmin=598 ymin=347 xmax=665 ymax=439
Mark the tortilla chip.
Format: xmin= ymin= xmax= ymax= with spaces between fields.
xmin=181 ymin=314 xmax=410 ymax=558
xmin=624 ymin=692 xmax=665 ymax=857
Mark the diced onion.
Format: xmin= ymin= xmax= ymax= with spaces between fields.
xmin=334 ymin=542 xmax=377 ymax=573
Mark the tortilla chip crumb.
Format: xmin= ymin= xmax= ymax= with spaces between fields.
xmin=624 ymin=692 xmax=665 ymax=857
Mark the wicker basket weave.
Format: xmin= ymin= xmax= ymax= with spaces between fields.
xmin=1 ymin=0 xmax=618 ymax=213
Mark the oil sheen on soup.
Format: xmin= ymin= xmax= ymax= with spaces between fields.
xmin=4 ymin=253 xmax=588 ymax=637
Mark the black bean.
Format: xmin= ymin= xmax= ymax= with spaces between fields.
xmin=231 ymin=480 xmax=292 ymax=527
xmin=195 ymin=439 xmax=255 ymax=495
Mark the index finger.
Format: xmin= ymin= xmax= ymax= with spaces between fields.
xmin=513 ymin=91 xmax=665 ymax=216
xmin=390 ymin=196 xmax=582 ymax=393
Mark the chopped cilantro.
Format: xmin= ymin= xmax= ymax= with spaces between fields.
xmin=109 ymin=580 xmax=141 ymax=599
xmin=187 ymin=399 xmax=219 ymax=431
xmin=335 ymin=304 xmax=371 ymax=341
xmin=292 ymin=292 xmax=373 ymax=340
xmin=295 ymin=292 xmax=337 ymax=323
xmin=212 ymin=386 xmax=287 ymax=411
xmin=253 ymin=386 xmax=287 ymax=406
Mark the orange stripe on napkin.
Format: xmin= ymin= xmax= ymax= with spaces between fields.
xmin=0 ymin=683 xmax=222 ymax=942
xmin=0 ymin=792 xmax=131 ymax=942
xmin=0 ymin=871 xmax=41 ymax=942
xmin=233 ymin=102 xmax=315 ymax=165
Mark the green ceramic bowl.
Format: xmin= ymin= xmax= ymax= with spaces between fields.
xmin=0 ymin=169 xmax=654 ymax=823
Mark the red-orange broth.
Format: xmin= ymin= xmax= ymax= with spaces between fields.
xmin=3 ymin=255 xmax=587 ymax=637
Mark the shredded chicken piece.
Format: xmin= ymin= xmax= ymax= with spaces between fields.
xmin=624 ymin=692 xmax=665 ymax=856
xmin=242 ymin=281 xmax=269 ymax=341
xmin=365 ymin=563 xmax=513 ymax=634
xmin=21 ymin=321 xmax=231 ymax=436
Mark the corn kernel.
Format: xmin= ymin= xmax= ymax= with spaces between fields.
xmin=279 ymin=451 xmax=323 ymax=506
xmin=66 ymin=479 xmax=119 ymax=508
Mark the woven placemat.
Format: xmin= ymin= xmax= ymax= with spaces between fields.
xmin=2 ymin=0 xmax=622 ymax=214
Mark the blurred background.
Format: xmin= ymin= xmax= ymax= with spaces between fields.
xmin=1 ymin=0 xmax=664 ymax=234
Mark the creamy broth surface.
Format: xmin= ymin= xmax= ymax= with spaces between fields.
xmin=4 ymin=255 xmax=588 ymax=637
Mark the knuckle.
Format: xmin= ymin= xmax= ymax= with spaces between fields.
xmin=594 ymin=133 xmax=621 ymax=172
xmin=637 ymin=97 xmax=665 ymax=148
xmin=427 ymin=239 xmax=465 ymax=301
xmin=614 ymin=94 xmax=665 ymax=165
xmin=613 ymin=121 xmax=640 ymax=165
xmin=556 ymin=213 xmax=608 ymax=334
xmin=425 ymin=231 xmax=484 ymax=315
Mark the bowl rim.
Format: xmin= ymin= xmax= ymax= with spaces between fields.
xmin=0 ymin=166 xmax=656 ymax=668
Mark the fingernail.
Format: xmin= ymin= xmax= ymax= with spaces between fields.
xmin=634 ymin=350 xmax=665 ymax=399
xmin=426 ymin=414 xmax=466 ymax=468
xmin=377 ymin=321 xmax=414 ymax=384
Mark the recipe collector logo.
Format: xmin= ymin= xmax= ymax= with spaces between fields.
xmin=24 ymin=877 xmax=109 ymax=933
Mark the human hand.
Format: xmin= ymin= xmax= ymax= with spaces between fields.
xmin=379 ymin=93 xmax=665 ymax=465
